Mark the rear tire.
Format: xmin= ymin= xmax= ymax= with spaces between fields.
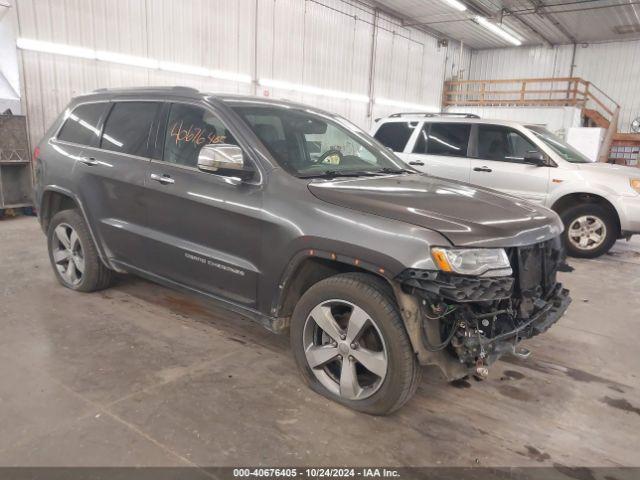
xmin=559 ymin=204 xmax=616 ymax=258
xmin=290 ymin=272 xmax=421 ymax=415
xmin=47 ymin=209 xmax=113 ymax=292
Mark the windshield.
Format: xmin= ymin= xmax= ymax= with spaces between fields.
xmin=230 ymin=105 xmax=411 ymax=178
xmin=526 ymin=125 xmax=593 ymax=163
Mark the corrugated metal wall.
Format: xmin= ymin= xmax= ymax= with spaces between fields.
xmin=571 ymin=41 xmax=640 ymax=134
xmin=468 ymin=40 xmax=640 ymax=133
xmin=469 ymin=45 xmax=574 ymax=79
xmin=15 ymin=0 xmax=470 ymax=144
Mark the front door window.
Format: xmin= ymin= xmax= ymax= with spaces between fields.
xmin=163 ymin=104 xmax=239 ymax=168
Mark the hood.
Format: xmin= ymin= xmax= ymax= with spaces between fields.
xmin=577 ymin=161 xmax=640 ymax=178
xmin=308 ymin=174 xmax=563 ymax=248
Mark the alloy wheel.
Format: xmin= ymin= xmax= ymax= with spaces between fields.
xmin=568 ymin=215 xmax=607 ymax=251
xmin=51 ymin=223 xmax=85 ymax=286
xmin=302 ymin=300 xmax=388 ymax=401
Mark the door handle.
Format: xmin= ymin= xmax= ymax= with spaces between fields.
xmin=150 ymin=173 xmax=175 ymax=185
xmin=473 ymin=166 xmax=492 ymax=173
xmin=79 ymin=156 xmax=98 ymax=166
xmin=408 ymin=160 xmax=425 ymax=166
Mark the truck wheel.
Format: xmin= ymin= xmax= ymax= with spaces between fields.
xmin=560 ymin=204 xmax=616 ymax=258
xmin=47 ymin=209 xmax=113 ymax=292
xmin=290 ymin=273 xmax=421 ymax=415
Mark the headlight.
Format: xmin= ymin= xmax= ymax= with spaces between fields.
xmin=431 ymin=247 xmax=512 ymax=277
xmin=630 ymin=179 xmax=640 ymax=194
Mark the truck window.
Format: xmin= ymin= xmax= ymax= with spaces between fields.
xmin=414 ymin=123 xmax=471 ymax=157
xmin=57 ymin=103 xmax=107 ymax=147
xmin=373 ymin=122 xmax=415 ymax=152
xmin=231 ymin=106 xmax=406 ymax=177
xmin=477 ymin=125 xmax=539 ymax=163
xmin=100 ymin=102 xmax=161 ymax=157
xmin=162 ymin=104 xmax=239 ymax=168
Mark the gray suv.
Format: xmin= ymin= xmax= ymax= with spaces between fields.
xmin=33 ymin=87 xmax=571 ymax=415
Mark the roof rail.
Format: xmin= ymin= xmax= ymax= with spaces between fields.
xmin=388 ymin=112 xmax=480 ymax=119
xmin=171 ymin=86 xmax=200 ymax=93
xmin=92 ymin=85 xmax=200 ymax=94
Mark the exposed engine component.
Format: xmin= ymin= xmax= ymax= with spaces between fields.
xmin=398 ymin=237 xmax=571 ymax=376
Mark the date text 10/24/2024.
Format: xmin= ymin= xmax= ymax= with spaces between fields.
xmin=232 ymin=468 xmax=401 ymax=478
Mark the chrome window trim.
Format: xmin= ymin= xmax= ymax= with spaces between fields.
xmin=51 ymin=140 xmax=152 ymax=163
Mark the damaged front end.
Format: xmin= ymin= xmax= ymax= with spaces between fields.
xmin=393 ymin=236 xmax=571 ymax=380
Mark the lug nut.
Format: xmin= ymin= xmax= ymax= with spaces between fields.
xmin=350 ymin=342 xmax=358 ymax=349
xmin=340 ymin=334 xmax=346 ymax=340
xmin=348 ymin=355 xmax=354 ymax=361
xmin=338 ymin=354 xmax=343 ymax=360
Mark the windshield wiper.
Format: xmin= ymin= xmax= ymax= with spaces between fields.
xmin=299 ymin=170 xmax=384 ymax=179
xmin=372 ymin=167 xmax=415 ymax=174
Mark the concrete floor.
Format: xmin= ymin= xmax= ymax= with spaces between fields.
xmin=1 ymin=216 xmax=639 ymax=468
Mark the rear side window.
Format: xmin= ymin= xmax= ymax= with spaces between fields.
xmin=477 ymin=125 xmax=539 ymax=163
xmin=100 ymin=102 xmax=160 ymax=157
xmin=373 ymin=122 xmax=415 ymax=152
xmin=415 ymin=123 xmax=470 ymax=157
xmin=163 ymin=103 xmax=238 ymax=168
xmin=57 ymin=103 xmax=106 ymax=146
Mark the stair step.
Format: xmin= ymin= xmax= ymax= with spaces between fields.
xmin=583 ymin=108 xmax=610 ymax=128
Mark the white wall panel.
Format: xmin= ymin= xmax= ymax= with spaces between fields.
xmin=16 ymin=0 xmax=473 ymax=144
xmin=467 ymin=40 xmax=640 ymax=133
xmin=572 ymin=41 xmax=640 ymax=134
xmin=372 ymin=13 xmax=448 ymax=110
xmin=469 ymin=45 xmax=573 ymax=80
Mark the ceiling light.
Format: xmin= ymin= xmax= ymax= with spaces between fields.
xmin=475 ymin=16 xmax=522 ymax=46
xmin=440 ymin=0 xmax=467 ymax=12
xmin=499 ymin=23 xmax=525 ymax=43
xmin=158 ymin=61 xmax=210 ymax=77
xmin=209 ymin=69 xmax=252 ymax=83
xmin=16 ymin=37 xmax=252 ymax=83
xmin=96 ymin=51 xmax=159 ymax=69
xmin=258 ymin=78 xmax=369 ymax=103
xmin=16 ymin=38 xmax=95 ymax=59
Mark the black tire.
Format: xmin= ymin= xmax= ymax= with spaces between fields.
xmin=47 ymin=209 xmax=113 ymax=292
xmin=290 ymin=272 xmax=421 ymax=415
xmin=559 ymin=203 xmax=617 ymax=258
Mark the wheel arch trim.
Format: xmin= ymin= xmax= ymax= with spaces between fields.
xmin=39 ymin=185 xmax=116 ymax=271
xmin=270 ymin=247 xmax=401 ymax=318
xmin=550 ymin=191 xmax=622 ymax=235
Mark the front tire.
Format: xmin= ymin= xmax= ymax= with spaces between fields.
xmin=560 ymin=204 xmax=617 ymax=258
xmin=47 ymin=209 xmax=113 ymax=292
xmin=290 ymin=273 xmax=421 ymax=415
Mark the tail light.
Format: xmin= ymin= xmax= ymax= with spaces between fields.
xmin=33 ymin=146 xmax=40 ymax=161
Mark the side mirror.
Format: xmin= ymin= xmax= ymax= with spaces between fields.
xmin=523 ymin=151 xmax=547 ymax=167
xmin=197 ymin=144 xmax=245 ymax=173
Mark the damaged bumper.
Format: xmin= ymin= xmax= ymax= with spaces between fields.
xmin=393 ymin=237 xmax=572 ymax=380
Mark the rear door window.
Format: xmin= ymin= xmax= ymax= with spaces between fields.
xmin=57 ymin=103 xmax=107 ymax=147
xmin=373 ymin=122 xmax=415 ymax=152
xmin=100 ymin=102 xmax=161 ymax=157
xmin=477 ymin=125 xmax=539 ymax=163
xmin=414 ymin=123 xmax=470 ymax=157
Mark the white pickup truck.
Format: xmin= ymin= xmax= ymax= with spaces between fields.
xmin=372 ymin=113 xmax=640 ymax=258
